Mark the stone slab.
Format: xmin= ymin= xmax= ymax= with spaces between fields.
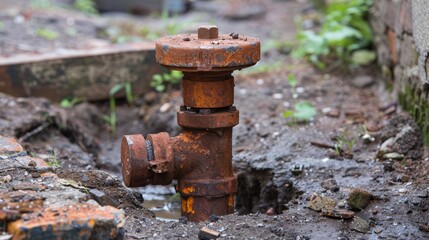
xmin=0 ymin=42 xmax=166 ymax=102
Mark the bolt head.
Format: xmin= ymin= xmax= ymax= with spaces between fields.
xmin=198 ymin=25 xmax=218 ymax=39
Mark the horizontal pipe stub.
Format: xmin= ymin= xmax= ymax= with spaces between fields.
xmin=121 ymin=134 xmax=150 ymax=187
xmin=121 ymin=133 xmax=174 ymax=187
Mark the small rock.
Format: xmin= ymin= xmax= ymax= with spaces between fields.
xmin=89 ymin=189 xmax=118 ymax=207
xmin=393 ymin=174 xmax=410 ymax=183
xmin=2 ymin=175 xmax=12 ymax=183
xmin=308 ymin=192 xmax=336 ymax=212
xmin=351 ymin=75 xmax=375 ymax=88
xmin=383 ymin=152 xmax=404 ymax=161
xmin=198 ymin=226 xmax=220 ymax=240
xmin=351 ymin=216 xmax=370 ymax=233
xmin=362 ymin=133 xmax=375 ymax=144
xmin=209 ymin=214 xmax=220 ymax=222
xmin=183 ymin=37 xmax=190 ymax=41
xmin=321 ymin=179 xmax=339 ymax=192
xmin=232 ymin=33 xmax=239 ymax=39
xmin=419 ymin=224 xmax=429 ymax=232
xmin=31 ymin=172 xmax=41 ymax=178
xmin=347 ymin=188 xmax=372 ymax=210
xmin=266 ymin=208 xmax=275 ymax=216
xmin=326 ymin=108 xmax=340 ymax=118
xmin=322 ymin=209 xmax=354 ymax=219
xmin=179 ymin=216 xmax=188 ymax=224
xmin=28 ymin=160 xmax=37 ymax=167
xmin=373 ymin=226 xmax=384 ymax=234
xmin=383 ymin=161 xmax=394 ymax=172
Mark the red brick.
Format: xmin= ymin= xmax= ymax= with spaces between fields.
xmin=8 ymin=203 xmax=125 ymax=240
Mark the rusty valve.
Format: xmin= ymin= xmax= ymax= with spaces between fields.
xmin=121 ymin=25 xmax=260 ymax=222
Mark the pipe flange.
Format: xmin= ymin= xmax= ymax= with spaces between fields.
xmin=178 ymin=174 xmax=238 ymax=197
xmin=177 ymin=109 xmax=239 ymax=129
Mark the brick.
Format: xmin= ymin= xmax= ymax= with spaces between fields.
xmin=0 ymin=136 xmax=23 ymax=156
xmin=8 ymin=203 xmax=125 ymax=240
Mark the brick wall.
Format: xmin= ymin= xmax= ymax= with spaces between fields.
xmin=371 ymin=0 xmax=429 ymax=142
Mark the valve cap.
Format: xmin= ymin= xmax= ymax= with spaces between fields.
xmin=121 ymin=134 xmax=149 ymax=187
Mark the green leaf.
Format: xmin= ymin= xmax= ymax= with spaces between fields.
xmin=152 ymin=74 xmax=163 ymax=83
xmin=287 ymin=74 xmax=298 ymax=88
xmin=283 ymin=110 xmax=294 ymax=119
xmin=36 ymin=28 xmax=59 ymax=40
xmin=350 ymin=50 xmax=376 ymax=65
xmin=293 ymin=101 xmax=316 ymax=121
xmin=109 ymin=83 xmax=124 ymax=96
xmin=171 ymin=70 xmax=183 ymax=79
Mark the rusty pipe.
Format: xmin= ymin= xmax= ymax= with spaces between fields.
xmin=121 ymin=26 xmax=260 ymax=222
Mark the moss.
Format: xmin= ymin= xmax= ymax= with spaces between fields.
xmin=347 ymin=188 xmax=372 ymax=210
xmin=398 ymin=83 xmax=429 ymax=145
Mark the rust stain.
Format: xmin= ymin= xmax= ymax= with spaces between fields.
xmin=182 ymin=186 xmax=195 ymax=194
xmin=228 ymin=194 xmax=234 ymax=207
xmin=182 ymin=197 xmax=195 ymax=214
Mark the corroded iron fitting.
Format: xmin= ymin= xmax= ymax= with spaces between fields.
xmin=121 ymin=26 xmax=260 ymax=222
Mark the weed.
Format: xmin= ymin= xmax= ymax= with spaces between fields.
xmin=0 ymin=21 xmax=4 ymax=31
xmin=102 ymin=82 xmax=134 ymax=135
xmin=60 ymin=97 xmax=84 ymax=108
xmin=293 ymin=0 xmax=374 ymax=69
xmin=74 ymin=0 xmax=98 ymax=15
xmin=36 ymin=28 xmax=59 ymax=40
xmin=151 ymin=70 xmax=183 ymax=92
xmin=47 ymin=154 xmax=61 ymax=167
xmin=283 ymin=101 xmax=316 ymax=123
xmin=335 ymin=129 xmax=359 ymax=156
xmin=287 ymin=74 xmax=298 ymax=88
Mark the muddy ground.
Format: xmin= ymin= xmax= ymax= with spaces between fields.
xmin=1 ymin=0 xmax=428 ymax=239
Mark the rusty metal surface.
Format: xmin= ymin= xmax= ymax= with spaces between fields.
xmin=155 ymin=28 xmax=260 ymax=71
xmin=121 ymin=25 xmax=260 ymax=222
xmin=147 ymin=132 xmax=174 ymax=185
xmin=177 ymin=109 xmax=239 ymax=129
xmin=121 ymin=134 xmax=149 ymax=187
xmin=182 ymin=73 xmax=234 ymax=108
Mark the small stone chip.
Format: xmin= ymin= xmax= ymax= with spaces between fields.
xmin=198 ymin=227 xmax=220 ymax=240
xmin=347 ymin=188 xmax=372 ymax=210
xmin=232 ymin=33 xmax=239 ymax=39
xmin=322 ymin=209 xmax=354 ymax=219
xmin=308 ymin=192 xmax=336 ymax=212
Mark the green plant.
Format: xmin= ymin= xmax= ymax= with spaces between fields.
xmin=47 ymin=155 xmax=61 ymax=167
xmin=293 ymin=0 xmax=374 ymax=69
xmin=283 ymin=101 xmax=317 ymax=123
xmin=60 ymin=97 xmax=84 ymax=108
xmin=36 ymin=28 xmax=59 ymax=40
xmin=151 ymin=70 xmax=183 ymax=92
xmin=102 ymin=82 xmax=134 ymax=135
xmin=335 ymin=129 xmax=359 ymax=154
xmin=287 ymin=74 xmax=298 ymax=88
xmin=74 ymin=0 xmax=98 ymax=14
xmin=0 ymin=21 xmax=4 ymax=31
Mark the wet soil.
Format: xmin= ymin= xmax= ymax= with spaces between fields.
xmin=0 ymin=0 xmax=428 ymax=239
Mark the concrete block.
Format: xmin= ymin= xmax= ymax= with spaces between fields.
xmin=0 ymin=42 xmax=165 ymax=102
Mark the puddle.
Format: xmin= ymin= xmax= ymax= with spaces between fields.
xmin=140 ymin=185 xmax=181 ymax=221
